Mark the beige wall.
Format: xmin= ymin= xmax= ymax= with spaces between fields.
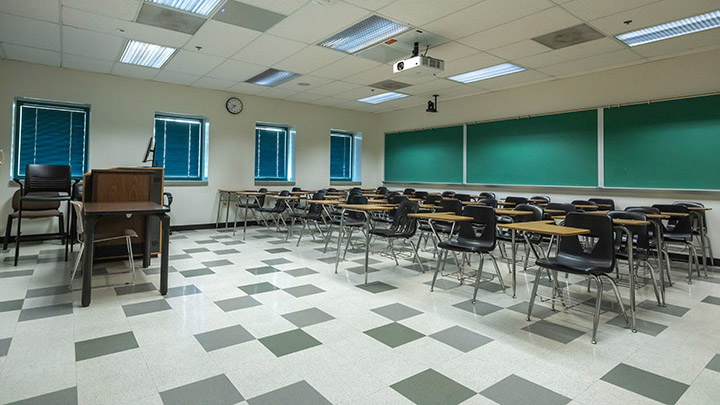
xmin=0 ymin=58 xmax=383 ymax=232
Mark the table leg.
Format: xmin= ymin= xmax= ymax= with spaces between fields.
xmin=81 ymin=216 xmax=97 ymax=307
xmin=693 ymin=212 xmax=708 ymax=276
xmin=652 ymin=221 xmax=666 ymax=306
xmin=225 ymin=194 xmax=231 ymax=228
xmin=620 ymin=225 xmax=636 ymax=333
xmin=216 ymin=192 xmax=224 ymax=228
xmin=511 ymin=229 xmax=517 ymax=298
xmin=334 ymin=208 xmax=345 ymax=274
xmin=160 ymin=214 xmax=169 ymax=295
xmin=243 ymin=196 xmax=250 ymax=240
xmin=364 ymin=212 xmax=371 ymax=285
xmin=143 ymin=216 xmax=152 ymax=268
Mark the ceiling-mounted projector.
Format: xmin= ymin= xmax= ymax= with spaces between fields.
xmin=393 ymin=42 xmax=444 ymax=76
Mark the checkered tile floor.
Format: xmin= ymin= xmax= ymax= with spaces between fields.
xmin=1 ymin=224 xmax=720 ymax=404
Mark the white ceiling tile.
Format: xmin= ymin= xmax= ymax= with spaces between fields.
xmin=110 ymin=61 xmax=158 ymax=79
xmin=309 ymin=56 xmax=381 ymax=80
xmin=306 ymin=80 xmax=362 ymax=96
xmin=475 ymin=69 xmax=553 ymax=90
xmin=0 ymin=13 xmax=60 ymax=51
xmin=267 ymin=1 xmax=370 ymax=44
xmin=590 ymin=0 xmax=720 ymax=36
xmin=377 ymin=0 xmax=477 ymax=27
xmin=334 ymin=100 xmax=386 ymax=112
xmin=164 ymin=49 xmax=225 ymax=75
xmin=206 ymin=59 xmax=266 ymax=81
xmin=192 ymin=76 xmax=236 ymax=90
xmin=424 ymin=42 xmax=478 ymax=62
xmin=61 ymin=7 xmax=191 ymax=48
xmin=273 ymin=45 xmax=345 ymax=74
xmin=343 ymin=0 xmax=395 ymax=11
xmin=231 ymin=34 xmax=306 ymax=65
xmin=62 ymin=53 xmax=114 ymax=73
xmin=336 ymin=86 xmax=382 ymax=100
xmin=234 ymin=0 xmax=308 ymax=15
xmin=62 ymin=26 xmax=125 ymax=60
xmin=487 ymin=40 xmax=550 ymax=60
xmin=402 ymin=79 xmax=458 ymax=96
xmin=285 ymin=92 xmax=325 ymax=103
xmin=0 ymin=0 xmax=60 ymax=23
xmin=458 ymin=6 xmax=583 ymax=51
xmin=154 ymin=70 xmax=202 ymax=85
xmin=630 ymin=28 xmax=720 ymax=58
xmin=515 ymin=37 xmax=625 ymax=69
xmin=537 ymin=49 xmax=643 ymax=77
xmin=276 ymin=75 xmax=333 ymax=91
xmin=342 ymin=64 xmax=394 ymax=85
xmin=61 ymin=0 xmax=141 ymax=21
xmin=184 ymin=20 xmax=261 ymax=58
xmin=311 ymin=96 xmax=347 ymax=106
xmin=559 ymin=0 xmax=663 ymax=21
xmin=436 ymin=85 xmax=489 ymax=100
xmin=227 ymin=81 xmax=267 ymax=95
xmin=437 ymin=52 xmax=506 ymax=77
xmin=2 ymin=42 xmax=60 ymax=66
xmin=257 ymin=87 xmax=299 ymax=99
xmin=423 ymin=0 xmax=554 ymax=40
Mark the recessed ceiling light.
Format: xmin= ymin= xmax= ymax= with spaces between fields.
xmin=147 ymin=0 xmax=222 ymax=16
xmin=119 ymin=40 xmax=176 ymax=68
xmin=448 ymin=63 xmax=525 ymax=84
xmin=357 ymin=92 xmax=408 ymax=104
xmin=246 ymin=68 xmax=300 ymax=87
xmin=318 ymin=15 xmax=411 ymax=54
xmin=616 ymin=10 xmax=720 ymax=46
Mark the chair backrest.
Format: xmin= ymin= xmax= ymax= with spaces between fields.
xmin=626 ymin=206 xmax=660 ymax=215
xmin=652 ymin=204 xmax=693 ymax=236
xmin=454 ymin=193 xmax=471 ymax=202
xmin=317 ymin=189 xmax=328 ymax=197
xmin=589 ymin=198 xmax=615 ymax=210
xmin=440 ymin=199 xmax=462 ymax=215
xmin=531 ymin=195 xmax=550 ymax=204
xmin=479 ymin=191 xmax=496 ymax=199
xmin=348 ymin=189 xmax=363 ymax=196
xmin=425 ymin=195 xmax=443 ymax=205
xmin=271 ymin=190 xmax=290 ymax=210
xmin=403 ymin=188 xmax=415 ymax=195
xmin=24 ymin=164 xmax=71 ymax=194
xmin=376 ymin=186 xmax=388 ymax=194
xmin=256 ymin=188 xmax=268 ymax=205
xmin=387 ymin=194 xmax=408 ymax=205
xmin=327 ymin=188 xmax=337 ymax=192
xmin=388 ymin=200 xmax=419 ymax=237
xmin=308 ymin=192 xmax=325 ymax=215
xmin=292 ymin=187 xmax=301 ymax=192
xmin=441 ymin=191 xmax=455 ymax=197
xmin=350 ymin=187 xmax=362 ymax=193
xmin=514 ymin=203 xmax=544 ymax=223
xmin=414 ymin=191 xmax=429 ymax=199
xmin=571 ymin=200 xmax=598 ymax=211
xmin=70 ymin=200 xmax=84 ymax=238
xmin=546 ymin=203 xmax=577 ymax=214
xmin=478 ymin=198 xmax=497 ymax=208
xmin=72 ymin=181 xmax=83 ymax=201
xmin=457 ymin=205 xmax=496 ymax=250
xmin=674 ymin=201 xmax=706 ymax=229
xmin=557 ymin=213 xmax=615 ymax=273
xmin=505 ymin=196 xmax=528 ymax=205
xmin=346 ymin=194 xmax=368 ymax=220
xmin=608 ymin=210 xmax=651 ymax=251
xmin=12 ymin=189 xmax=60 ymax=211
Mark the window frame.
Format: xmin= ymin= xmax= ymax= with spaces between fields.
xmin=330 ymin=130 xmax=354 ymax=182
xmin=153 ymin=112 xmax=209 ymax=182
xmin=11 ymin=98 xmax=91 ymax=181
xmin=254 ymin=123 xmax=294 ymax=183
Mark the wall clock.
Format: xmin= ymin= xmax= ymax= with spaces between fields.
xmin=226 ymin=97 xmax=243 ymax=114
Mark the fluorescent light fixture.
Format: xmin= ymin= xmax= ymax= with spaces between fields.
xmin=616 ymin=10 xmax=720 ymax=46
xmin=448 ymin=63 xmax=525 ymax=84
xmin=245 ymin=69 xmax=300 ymax=87
xmin=318 ymin=15 xmax=411 ymax=54
xmin=357 ymin=92 xmax=408 ymax=104
xmin=119 ymin=40 xmax=176 ymax=68
xmin=148 ymin=0 xmax=222 ymax=16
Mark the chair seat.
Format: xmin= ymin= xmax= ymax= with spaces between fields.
xmin=258 ymin=207 xmax=284 ymax=213
xmin=10 ymin=209 xmax=61 ymax=218
xmin=430 ymin=222 xmax=455 ymax=234
xmin=438 ymin=237 xmax=494 ymax=253
xmin=664 ymin=233 xmax=692 ymax=242
xmin=369 ymin=228 xmax=408 ymax=238
xmin=298 ymin=213 xmax=322 ymax=221
xmin=536 ymin=257 xmax=612 ymax=275
xmin=330 ymin=218 xmax=365 ymax=226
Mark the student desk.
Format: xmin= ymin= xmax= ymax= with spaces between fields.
xmin=81 ymin=202 xmax=170 ymax=307
xmin=496 ymin=201 xmax=517 ymax=207
xmin=231 ymin=191 xmax=265 ymax=239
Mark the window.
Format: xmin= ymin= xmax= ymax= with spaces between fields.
xmin=153 ymin=114 xmax=207 ymax=181
xmin=12 ymin=99 xmax=89 ymax=179
xmin=330 ymin=130 xmax=361 ymax=182
xmin=255 ymin=124 xmax=294 ymax=181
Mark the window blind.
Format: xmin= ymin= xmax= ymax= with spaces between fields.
xmin=330 ymin=132 xmax=352 ymax=181
xmin=154 ymin=116 xmax=203 ymax=180
xmin=255 ymin=126 xmax=288 ymax=180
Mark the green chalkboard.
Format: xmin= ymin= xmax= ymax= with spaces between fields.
xmin=384 ymin=126 xmax=464 ymax=183
xmin=604 ymin=95 xmax=720 ymax=189
xmin=466 ymin=110 xmax=598 ymax=186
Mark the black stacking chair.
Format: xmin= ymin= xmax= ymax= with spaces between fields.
xmin=431 ymin=205 xmax=504 ymax=301
xmin=324 ymin=194 xmax=368 ymax=256
xmin=454 ymin=193 xmax=471 ymax=202
xmin=530 ymin=195 xmax=551 ymax=205
xmin=424 ymin=195 xmax=443 ymax=205
xmin=571 ymin=200 xmax=599 ymax=212
xmin=590 ymin=198 xmax=615 ymax=211
xmin=478 ymin=198 xmax=498 ymax=208
xmin=653 ymin=204 xmax=704 ymax=283
xmin=417 ymin=199 xmax=462 ymax=253
xmin=12 ymin=164 xmax=72 ymax=265
xmin=441 ymin=191 xmax=455 ymax=198
xmin=505 ymin=196 xmax=528 ymax=206
xmin=529 ymin=213 xmax=629 ymax=344
xmin=369 ymin=200 xmax=423 ymax=268
xmin=497 ymin=204 xmax=545 ymax=270
xmin=674 ymin=201 xmax=713 ymax=267
xmin=376 ymin=186 xmax=388 ymax=195
xmin=327 ymin=187 xmax=338 ymax=193
xmin=5 ymin=190 xmax=65 ymax=251
xmin=414 ymin=191 xmax=429 ymax=200
xmin=295 ymin=192 xmax=327 ymax=246
xmin=544 ymin=203 xmax=577 ymax=221
xmin=403 ymin=188 xmax=415 ymax=196
xmin=479 ymin=192 xmax=496 ymax=199
xmin=608 ymin=211 xmax=662 ymax=305
xmin=257 ymin=190 xmax=290 ymax=231
xmin=375 ymin=194 xmax=408 ymax=226
xmin=626 ymin=206 xmax=673 ymax=286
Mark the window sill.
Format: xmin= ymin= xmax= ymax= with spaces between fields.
xmin=330 ymin=181 xmax=361 ymax=186
xmin=164 ymin=180 xmax=208 ymax=186
xmin=255 ymin=180 xmax=296 ymax=187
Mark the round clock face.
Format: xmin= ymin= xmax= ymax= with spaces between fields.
xmin=226 ymin=97 xmax=243 ymax=114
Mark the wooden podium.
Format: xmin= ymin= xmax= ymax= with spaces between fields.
xmin=82 ymin=167 xmax=164 ymax=260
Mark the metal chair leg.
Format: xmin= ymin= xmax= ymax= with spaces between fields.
xmin=591 ymin=275 xmax=604 ymax=344
xmin=389 ymin=239 xmax=399 ymax=265
xmin=472 ymin=255 xmax=485 ymax=304
xmin=526 ymin=267 xmax=543 ymax=321
xmin=431 ymin=249 xmax=447 ymax=292
xmin=489 ymin=255 xmax=505 ymax=292
xmin=126 ymin=236 xmax=136 ymax=284
xmin=323 ymin=224 xmax=334 ymax=253
xmin=408 ymin=240 xmax=425 ymax=273
xmin=296 ymin=220 xmax=307 ymax=247
xmin=343 ymin=227 xmax=353 ymax=259
xmin=69 ymin=243 xmax=85 ymax=289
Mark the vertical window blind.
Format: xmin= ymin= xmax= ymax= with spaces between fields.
xmin=330 ymin=131 xmax=353 ymax=181
xmin=14 ymin=101 xmax=89 ymax=179
xmin=255 ymin=126 xmax=288 ymax=180
xmin=154 ymin=115 xmax=203 ymax=180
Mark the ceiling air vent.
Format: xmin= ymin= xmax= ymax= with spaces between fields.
xmin=369 ymin=80 xmax=411 ymax=91
xmin=531 ymin=24 xmax=605 ymax=50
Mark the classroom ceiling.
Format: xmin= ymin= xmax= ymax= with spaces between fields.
xmin=1 ymin=0 xmax=719 ymax=113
